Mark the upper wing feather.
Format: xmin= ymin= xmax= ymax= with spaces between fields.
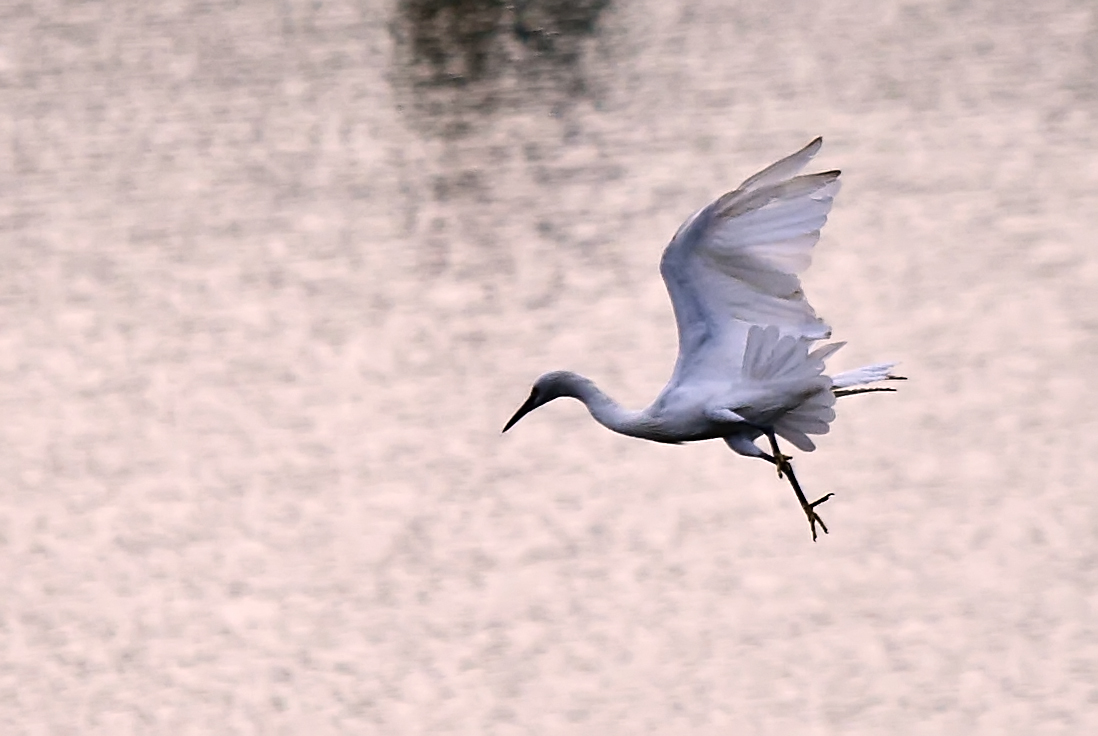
xmin=659 ymin=138 xmax=841 ymax=385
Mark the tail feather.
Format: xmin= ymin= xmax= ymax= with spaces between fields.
xmin=774 ymin=386 xmax=836 ymax=452
xmin=831 ymin=362 xmax=904 ymax=389
xmin=741 ymin=326 xmax=902 ymax=452
xmin=741 ymin=325 xmax=843 ymax=452
xmin=834 ymin=386 xmax=898 ymax=398
xmin=742 ymin=325 xmax=836 ymax=382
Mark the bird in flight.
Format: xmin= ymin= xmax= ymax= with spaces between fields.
xmin=503 ymin=138 xmax=902 ymax=540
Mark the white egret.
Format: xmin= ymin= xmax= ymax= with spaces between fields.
xmin=503 ymin=138 xmax=902 ymax=540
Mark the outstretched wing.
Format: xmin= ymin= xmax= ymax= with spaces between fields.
xmin=659 ymin=138 xmax=841 ymax=385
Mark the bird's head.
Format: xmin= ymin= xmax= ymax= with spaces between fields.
xmin=502 ymin=371 xmax=582 ymax=433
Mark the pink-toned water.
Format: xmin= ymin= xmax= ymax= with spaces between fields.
xmin=2 ymin=0 xmax=1097 ymax=732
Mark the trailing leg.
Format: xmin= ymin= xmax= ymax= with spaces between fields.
xmin=764 ymin=432 xmax=833 ymax=542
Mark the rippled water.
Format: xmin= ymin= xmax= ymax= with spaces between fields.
xmin=3 ymin=0 xmax=1097 ymax=732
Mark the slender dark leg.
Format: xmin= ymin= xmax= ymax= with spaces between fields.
xmin=763 ymin=432 xmax=834 ymax=542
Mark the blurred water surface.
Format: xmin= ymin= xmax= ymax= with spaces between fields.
xmin=2 ymin=0 xmax=1098 ymax=733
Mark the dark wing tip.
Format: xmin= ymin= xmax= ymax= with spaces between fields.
xmin=803 ymin=137 xmax=824 ymax=156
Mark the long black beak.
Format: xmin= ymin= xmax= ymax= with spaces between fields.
xmin=502 ymin=392 xmax=537 ymax=433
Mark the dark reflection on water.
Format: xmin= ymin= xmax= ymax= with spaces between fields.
xmin=511 ymin=0 xmax=611 ymax=57
xmin=397 ymin=0 xmax=507 ymax=86
xmin=391 ymin=0 xmax=612 ymax=136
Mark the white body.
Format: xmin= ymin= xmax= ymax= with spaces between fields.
xmin=505 ymin=138 xmax=898 ymax=461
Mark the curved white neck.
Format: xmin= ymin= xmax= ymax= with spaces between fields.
xmin=557 ymin=373 xmax=649 ymax=438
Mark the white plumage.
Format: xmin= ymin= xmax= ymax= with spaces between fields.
xmin=503 ymin=138 xmax=903 ymax=540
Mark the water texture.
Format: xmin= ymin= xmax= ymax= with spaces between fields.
xmin=2 ymin=0 xmax=1097 ymax=733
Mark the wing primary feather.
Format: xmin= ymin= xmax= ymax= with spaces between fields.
xmin=737 ymin=137 xmax=824 ymax=193
xmin=658 ymin=138 xmax=840 ymax=385
xmin=719 ymin=171 xmax=840 ymax=220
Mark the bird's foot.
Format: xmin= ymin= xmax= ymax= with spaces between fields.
xmin=802 ymin=493 xmax=834 ymax=542
xmin=774 ymin=450 xmax=793 ymax=479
